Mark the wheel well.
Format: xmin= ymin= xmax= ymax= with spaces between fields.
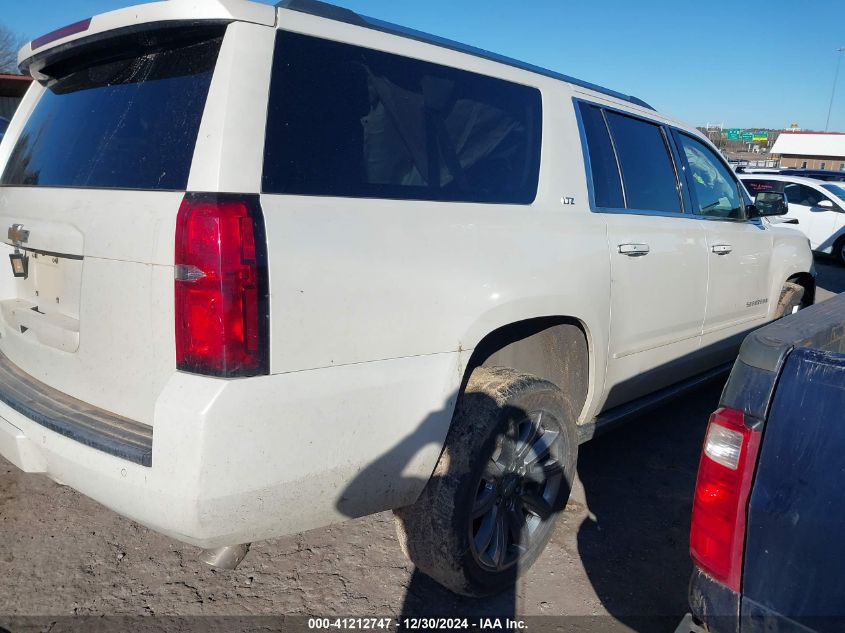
xmin=463 ymin=317 xmax=590 ymax=420
xmin=788 ymin=272 xmax=816 ymax=307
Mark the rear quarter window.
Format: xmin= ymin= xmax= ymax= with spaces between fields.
xmin=262 ymin=31 xmax=542 ymax=204
xmin=1 ymin=32 xmax=223 ymax=190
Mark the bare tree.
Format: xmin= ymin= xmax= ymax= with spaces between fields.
xmin=0 ymin=24 xmax=26 ymax=74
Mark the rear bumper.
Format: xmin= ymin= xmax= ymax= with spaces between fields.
xmin=0 ymin=351 xmax=152 ymax=465
xmin=0 ymin=352 xmax=461 ymax=549
xmin=689 ymin=567 xmax=740 ymax=633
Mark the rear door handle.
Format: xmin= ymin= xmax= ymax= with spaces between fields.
xmin=711 ymin=244 xmax=732 ymax=255
xmin=618 ymin=243 xmax=650 ymax=257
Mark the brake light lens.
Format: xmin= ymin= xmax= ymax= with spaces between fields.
xmin=175 ymin=194 xmax=268 ymax=377
xmin=32 ymin=18 xmax=92 ymax=50
xmin=690 ymin=407 xmax=761 ymax=592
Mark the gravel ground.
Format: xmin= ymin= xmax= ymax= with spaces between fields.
xmin=0 ymin=383 xmax=717 ymax=629
xmin=0 ymin=258 xmax=841 ymax=632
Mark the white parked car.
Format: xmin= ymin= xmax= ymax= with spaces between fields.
xmin=740 ymin=174 xmax=845 ymax=265
xmin=0 ymin=0 xmax=814 ymax=596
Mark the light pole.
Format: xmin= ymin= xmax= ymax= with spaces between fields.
xmin=825 ymin=47 xmax=845 ymax=132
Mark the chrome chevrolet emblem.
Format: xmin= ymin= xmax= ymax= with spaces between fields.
xmin=8 ymin=223 xmax=29 ymax=245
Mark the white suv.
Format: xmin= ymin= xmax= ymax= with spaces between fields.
xmin=0 ymin=0 xmax=814 ymax=596
xmin=740 ymin=173 xmax=845 ymax=266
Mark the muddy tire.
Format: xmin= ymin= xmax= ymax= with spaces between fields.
xmin=394 ymin=366 xmax=577 ymax=597
xmin=774 ymin=281 xmax=805 ymax=318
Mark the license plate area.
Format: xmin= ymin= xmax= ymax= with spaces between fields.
xmin=29 ymin=252 xmax=80 ymax=317
xmin=0 ymin=249 xmax=83 ymax=352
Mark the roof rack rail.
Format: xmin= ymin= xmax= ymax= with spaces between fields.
xmin=276 ymin=0 xmax=655 ymax=111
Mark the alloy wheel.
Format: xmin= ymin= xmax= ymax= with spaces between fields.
xmin=468 ymin=410 xmax=564 ymax=571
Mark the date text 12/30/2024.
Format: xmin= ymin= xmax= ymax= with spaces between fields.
xmin=308 ymin=618 xmax=528 ymax=630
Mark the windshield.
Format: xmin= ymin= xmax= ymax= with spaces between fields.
xmin=1 ymin=32 xmax=222 ymax=190
xmin=822 ymin=184 xmax=845 ymax=202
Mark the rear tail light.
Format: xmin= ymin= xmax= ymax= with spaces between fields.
xmin=175 ymin=194 xmax=269 ymax=377
xmin=690 ymin=407 xmax=761 ymax=592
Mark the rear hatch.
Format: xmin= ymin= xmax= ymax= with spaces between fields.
xmin=0 ymin=24 xmax=227 ymax=426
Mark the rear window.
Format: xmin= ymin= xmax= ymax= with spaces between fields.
xmin=743 ymin=179 xmax=783 ymax=194
xmin=1 ymin=33 xmax=223 ymax=190
xmin=263 ymin=31 xmax=542 ymax=204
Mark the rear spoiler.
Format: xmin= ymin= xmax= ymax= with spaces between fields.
xmin=18 ymin=0 xmax=276 ymax=79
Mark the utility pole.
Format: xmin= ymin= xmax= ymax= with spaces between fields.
xmin=825 ymin=47 xmax=845 ymax=132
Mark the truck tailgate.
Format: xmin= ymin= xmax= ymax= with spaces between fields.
xmin=742 ymin=302 xmax=845 ymax=629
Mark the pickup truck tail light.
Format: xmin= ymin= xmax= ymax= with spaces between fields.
xmin=175 ymin=194 xmax=269 ymax=377
xmin=690 ymin=407 xmax=761 ymax=592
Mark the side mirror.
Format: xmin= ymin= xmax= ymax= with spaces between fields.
xmin=752 ymin=191 xmax=789 ymax=217
xmin=817 ymin=199 xmax=834 ymax=209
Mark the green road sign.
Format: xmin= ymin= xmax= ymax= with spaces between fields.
xmin=726 ymin=129 xmax=740 ymax=140
xmin=741 ymin=132 xmax=754 ymax=141
xmin=752 ymin=131 xmax=769 ymax=141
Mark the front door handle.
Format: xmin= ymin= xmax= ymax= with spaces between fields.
xmin=618 ymin=243 xmax=650 ymax=257
xmin=711 ymin=244 xmax=732 ymax=255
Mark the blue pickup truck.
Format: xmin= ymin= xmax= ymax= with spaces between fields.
xmin=683 ymin=292 xmax=845 ymax=633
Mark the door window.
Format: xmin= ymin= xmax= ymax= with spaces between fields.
xmin=676 ymin=133 xmax=745 ymax=220
xmin=604 ymin=112 xmax=681 ymax=213
xmin=784 ymin=184 xmax=825 ymax=207
xmin=577 ymin=102 xmax=624 ymax=209
xmin=822 ymin=184 xmax=845 ymax=204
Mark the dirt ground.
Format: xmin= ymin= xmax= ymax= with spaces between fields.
xmin=0 ymin=259 xmax=842 ymax=632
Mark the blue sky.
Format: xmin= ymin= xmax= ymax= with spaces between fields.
xmin=3 ymin=0 xmax=845 ymax=131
